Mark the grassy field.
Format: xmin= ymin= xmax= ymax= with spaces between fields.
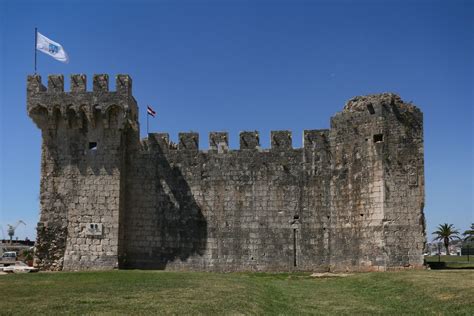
xmin=0 ymin=270 xmax=473 ymax=315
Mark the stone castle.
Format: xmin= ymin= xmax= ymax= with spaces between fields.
xmin=27 ymin=74 xmax=425 ymax=272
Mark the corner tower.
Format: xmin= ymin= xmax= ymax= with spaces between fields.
xmin=27 ymin=74 xmax=138 ymax=270
xmin=329 ymin=93 xmax=425 ymax=271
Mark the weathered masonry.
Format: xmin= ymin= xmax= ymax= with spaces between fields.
xmin=27 ymin=74 xmax=425 ymax=272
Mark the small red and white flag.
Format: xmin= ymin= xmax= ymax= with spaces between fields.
xmin=147 ymin=105 xmax=156 ymax=117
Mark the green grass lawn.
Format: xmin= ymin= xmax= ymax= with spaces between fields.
xmin=0 ymin=270 xmax=473 ymax=315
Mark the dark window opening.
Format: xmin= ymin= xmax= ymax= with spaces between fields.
xmin=360 ymin=214 xmax=364 ymax=217
xmin=293 ymin=215 xmax=299 ymax=220
xmin=367 ymin=104 xmax=375 ymax=115
xmin=373 ymin=134 xmax=383 ymax=143
xmin=89 ymin=142 xmax=97 ymax=150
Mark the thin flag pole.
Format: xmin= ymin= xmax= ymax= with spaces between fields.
xmin=34 ymin=27 xmax=38 ymax=73
xmin=146 ymin=106 xmax=156 ymax=135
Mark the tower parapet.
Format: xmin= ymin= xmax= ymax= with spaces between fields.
xmin=27 ymin=74 xmax=138 ymax=131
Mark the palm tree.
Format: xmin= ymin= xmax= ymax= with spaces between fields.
xmin=432 ymin=223 xmax=460 ymax=255
xmin=463 ymin=223 xmax=474 ymax=241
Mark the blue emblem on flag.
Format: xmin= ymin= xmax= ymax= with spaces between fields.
xmin=48 ymin=43 xmax=59 ymax=54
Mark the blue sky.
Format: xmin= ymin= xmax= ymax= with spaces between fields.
xmin=0 ymin=0 xmax=472 ymax=240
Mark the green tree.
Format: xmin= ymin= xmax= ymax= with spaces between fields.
xmin=462 ymin=223 xmax=474 ymax=241
xmin=432 ymin=224 xmax=460 ymax=255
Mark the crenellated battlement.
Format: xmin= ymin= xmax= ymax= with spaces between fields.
xmin=142 ymin=129 xmax=330 ymax=152
xmin=27 ymin=74 xmax=133 ymax=94
xmin=27 ymin=74 xmax=138 ymax=131
xmin=209 ymin=132 xmax=229 ymax=153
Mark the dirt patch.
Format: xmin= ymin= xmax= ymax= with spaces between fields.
xmin=436 ymin=293 xmax=455 ymax=301
xmin=311 ymin=272 xmax=353 ymax=278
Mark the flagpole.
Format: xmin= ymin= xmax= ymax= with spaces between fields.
xmin=34 ymin=27 xmax=37 ymax=73
xmin=147 ymin=111 xmax=149 ymax=135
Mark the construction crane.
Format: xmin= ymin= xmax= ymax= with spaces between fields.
xmin=7 ymin=221 xmax=26 ymax=242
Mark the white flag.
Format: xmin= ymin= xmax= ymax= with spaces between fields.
xmin=36 ymin=32 xmax=69 ymax=63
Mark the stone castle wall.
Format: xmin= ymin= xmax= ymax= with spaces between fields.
xmin=27 ymin=74 xmax=425 ymax=272
xmin=123 ymin=130 xmax=331 ymax=271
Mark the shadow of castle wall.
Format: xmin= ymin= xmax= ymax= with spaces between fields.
xmin=123 ymin=131 xmax=330 ymax=271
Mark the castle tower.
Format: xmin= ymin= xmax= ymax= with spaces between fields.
xmin=27 ymin=74 xmax=138 ymax=270
xmin=329 ymin=93 xmax=425 ymax=271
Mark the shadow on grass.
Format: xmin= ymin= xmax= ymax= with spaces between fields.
xmin=425 ymin=261 xmax=474 ymax=270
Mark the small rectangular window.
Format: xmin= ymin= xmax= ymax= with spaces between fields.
xmin=89 ymin=142 xmax=97 ymax=150
xmin=367 ymin=104 xmax=375 ymax=115
xmin=373 ymin=134 xmax=383 ymax=143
